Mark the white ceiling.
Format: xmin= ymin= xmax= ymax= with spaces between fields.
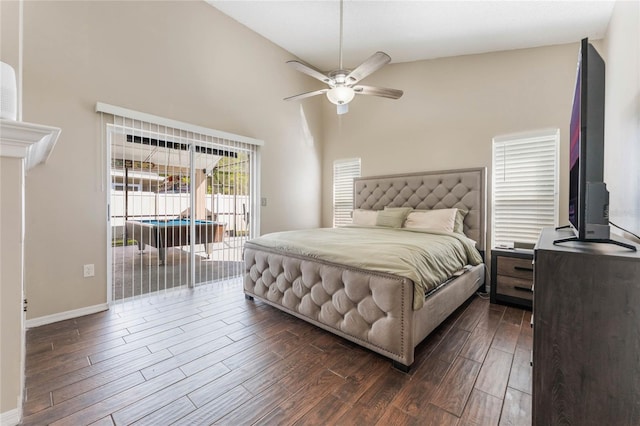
xmin=207 ymin=0 xmax=616 ymax=71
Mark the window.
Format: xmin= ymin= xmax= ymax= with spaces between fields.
xmin=333 ymin=158 xmax=361 ymax=227
xmin=492 ymin=130 xmax=559 ymax=247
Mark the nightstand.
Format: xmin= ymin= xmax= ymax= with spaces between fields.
xmin=490 ymin=248 xmax=533 ymax=309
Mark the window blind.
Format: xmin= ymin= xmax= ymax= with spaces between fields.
xmin=492 ymin=130 xmax=559 ymax=246
xmin=99 ymin=104 xmax=261 ymax=303
xmin=333 ymin=158 xmax=361 ymax=227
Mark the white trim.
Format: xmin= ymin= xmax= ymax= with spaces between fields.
xmin=25 ymin=303 xmax=109 ymax=329
xmin=492 ymin=128 xmax=560 ymax=143
xmin=0 ymin=119 xmax=60 ymax=170
xmin=0 ymin=407 xmax=21 ymax=426
xmin=95 ymin=102 xmax=264 ymax=147
xmin=106 ymin=124 xmax=112 ymax=305
xmin=253 ymin=149 xmax=261 ymax=237
xmin=189 ymin=144 xmax=196 ymax=287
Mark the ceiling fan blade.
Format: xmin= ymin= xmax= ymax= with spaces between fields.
xmin=286 ymin=60 xmax=333 ymax=84
xmin=284 ymin=88 xmax=329 ymax=102
xmin=353 ymin=85 xmax=403 ymax=99
xmin=345 ymin=52 xmax=391 ymax=84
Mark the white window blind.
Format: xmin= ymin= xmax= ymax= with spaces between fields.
xmin=98 ymin=103 xmax=262 ymax=303
xmin=492 ymin=130 xmax=559 ymax=247
xmin=333 ymin=158 xmax=361 ymax=227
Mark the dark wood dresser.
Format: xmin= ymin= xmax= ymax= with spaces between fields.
xmin=532 ymin=227 xmax=640 ymax=425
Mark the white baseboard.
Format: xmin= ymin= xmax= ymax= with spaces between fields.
xmin=0 ymin=407 xmax=21 ymax=426
xmin=25 ymin=303 xmax=109 ymax=328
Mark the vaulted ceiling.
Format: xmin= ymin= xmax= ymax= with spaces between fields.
xmin=208 ymin=0 xmax=616 ymax=71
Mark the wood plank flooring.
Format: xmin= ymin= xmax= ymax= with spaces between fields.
xmin=21 ymin=278 xmax=532 ymax=425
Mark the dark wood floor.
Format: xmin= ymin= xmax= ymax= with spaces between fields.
xmin=21 ymin=278 xmax=532 ymax=425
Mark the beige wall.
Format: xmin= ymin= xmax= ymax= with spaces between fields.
xmin=0 ymin=157 xmax=25 ymax=416
xmin=321 ymin=43 xmax=582 ymax=242
xmin=1 ymin=0 xmax=24 ymax=418
xmin=20 ymin=1 xmax=323 ymax=320
xmin=604 ymin=0 xmax=640 ymax=241
xmin=0 ymin=0 xmax=20 ymax=91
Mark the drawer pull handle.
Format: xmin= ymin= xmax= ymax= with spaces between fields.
xmin=514 ymin=285 xmax=533 ymax=293
xmin=514 ymin=266 xmax=534 ymax=272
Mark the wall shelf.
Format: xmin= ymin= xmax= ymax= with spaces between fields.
xmin=0 ymin=119 xmax=60 ymax=170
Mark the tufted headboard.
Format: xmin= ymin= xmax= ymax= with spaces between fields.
xmin=354 ymin=168 xmax=487 ymax=256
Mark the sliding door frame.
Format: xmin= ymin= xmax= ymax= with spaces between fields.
xmin=99 ymin=103 xmax=262 ymax=305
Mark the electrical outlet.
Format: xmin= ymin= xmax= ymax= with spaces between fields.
xmin=261 ymin=197 xmax=267 ymax=207
xmin=83 ymin=264 xmax=95 ymax=278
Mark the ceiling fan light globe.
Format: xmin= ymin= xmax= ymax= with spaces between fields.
xmin=326 ymin=86 xmax=355 ymax=105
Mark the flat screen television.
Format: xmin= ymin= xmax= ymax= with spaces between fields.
xmin=560 ymin=38 xmax=635 ymax=250
xmin=568 ymin=38 xmax=607 ymax=240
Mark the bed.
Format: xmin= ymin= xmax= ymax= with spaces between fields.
xmin=243 ymin=168 xmax=487 ymax=371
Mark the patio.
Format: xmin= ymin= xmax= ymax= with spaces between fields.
xmin=111 ymin=237 xmax=246 ymax=301
xmin=108 ymin=129 xmax=255 ymax=302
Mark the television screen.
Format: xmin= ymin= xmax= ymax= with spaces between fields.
xmin=558 ymin=38 xmax=635 ymax=250
xmin=568 ymin=57 xmax=582 ymax=231
xmin=567 ymin=38 xmax=606 ymax=241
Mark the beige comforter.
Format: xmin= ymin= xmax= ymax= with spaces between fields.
xmin=246 ymin=226 xmax=483 ymax=310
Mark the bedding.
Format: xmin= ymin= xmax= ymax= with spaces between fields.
xmin=244 ymin=167 xmax=487 ymax=370
xmin=454 ymin=208 xmax=468 ymax=234
xmin=404 ymin=208 xmax=458 ymax=232
xmin=247 ymin=226 xmax=482 ymax=310
xmin=375 ymin=207 xmax=412 ymax=228
xmin=352 ymin=209 xmax=378 ymax=226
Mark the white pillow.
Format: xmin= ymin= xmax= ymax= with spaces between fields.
xmin=352 ymin=209 xmax=378 ymax=226
xmin=404 ymin=208 xmax=458 ymax=232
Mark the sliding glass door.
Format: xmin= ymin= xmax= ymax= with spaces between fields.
xmin=104 ymin=112 xmax=259 ymax=303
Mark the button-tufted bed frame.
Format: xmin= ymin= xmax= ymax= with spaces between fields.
xmin=244 ymin=168 xmax=487 ymax=371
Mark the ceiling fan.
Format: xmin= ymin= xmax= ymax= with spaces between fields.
xmin=284 ymin=0 xmax=403 ymax=115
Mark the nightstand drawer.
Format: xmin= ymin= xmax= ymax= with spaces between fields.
xmin=490 ymin=248 xmax=534 ymax=309
xmin=496 ymin=275 xmax=533 ymax=301
xmin=497 ymin=256 xmax=534 ymax=280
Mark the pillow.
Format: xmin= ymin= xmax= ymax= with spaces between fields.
xmin=376 ymin=207 xmax=413 ymax=228
xmin=454 ymin=208 xmax=468 ymax=234
xmin=404 ymin=208 xmax=458 ymax=232
xmin=352 ymin=209 xmax=378 ymax=226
